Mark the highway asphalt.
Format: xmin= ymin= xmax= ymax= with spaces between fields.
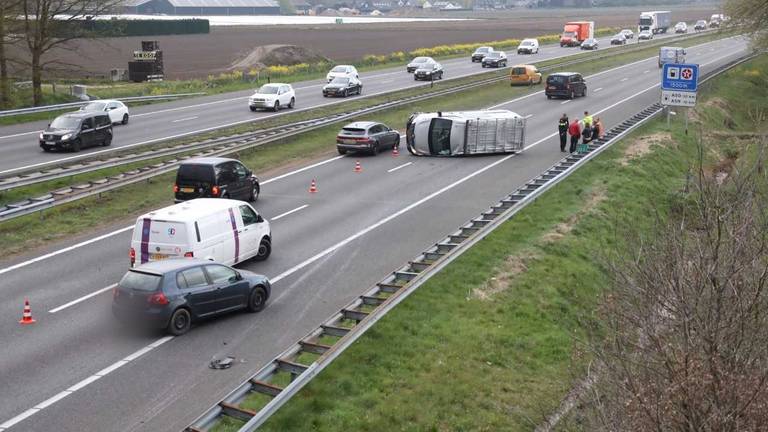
xmin=0 ymin=31 xmax=693 ymax=175
xmin=0 ymin=36 xmax=747 ymax=432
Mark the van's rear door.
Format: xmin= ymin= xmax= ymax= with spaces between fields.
xmin=136 ymin=218 xmax=189 ymax=265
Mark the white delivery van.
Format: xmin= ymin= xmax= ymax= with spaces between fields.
xmin=130 ymin=198 xmax=271 ymax=268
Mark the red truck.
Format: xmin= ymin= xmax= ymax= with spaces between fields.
xmin=560 ymin=21 xmax=595 ymax=47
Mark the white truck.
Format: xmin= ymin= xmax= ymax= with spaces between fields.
xmin=658 ymin=46 xmax=686 ymax=68
xmin=710 ymin=14 xmax=724 ymax=27
xmin=406 ymin=110 xmax=526 ymax=156
xmin=639 ymin=11 xmax=671 ymax=34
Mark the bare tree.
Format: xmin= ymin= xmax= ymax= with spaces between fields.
xmin=587 ymin=142 xmax=768 ymax=431
xmin=0 ymin=0 xmax=23 ymax=109
xmin=725 ymin=0 xmax=768 ymax=49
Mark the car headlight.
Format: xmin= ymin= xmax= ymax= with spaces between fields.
xmin=39 ymin=133 xmax=44 ymax=140
xmin=61 ymin=133 xmax=73 ymax=141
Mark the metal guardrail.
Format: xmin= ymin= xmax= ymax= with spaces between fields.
xmin=184 ymin=52 xmax=758 ymax=432
xmin=0 ymin=92 xmax=207 ymax=118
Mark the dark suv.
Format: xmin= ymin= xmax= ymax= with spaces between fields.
xmin=174 ymin=157 xmax=260 ymax=203
xmin=545 ymin=72 xmax=587 ymax=100
xmin=39 ymin=112 xmax=112 ymax=152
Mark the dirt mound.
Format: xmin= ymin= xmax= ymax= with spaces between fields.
xmin=619 ymin=132 xmax=672 ymax=166
xmin=228 ymin=44 xmax=330 ymax=70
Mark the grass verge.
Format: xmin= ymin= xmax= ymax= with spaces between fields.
xmin=0 ymin=31 xmax=731 ymax=261
xmin=211 ymin=55 xmax=768 ymax=432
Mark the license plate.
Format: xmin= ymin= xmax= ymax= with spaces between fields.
xmin=45 ymin=141 xmax=55 ymax=145
xmin=151 ymin=253 xmax=167 ymax=260
xmin=181 ymin=187 xmax=194 ymax=193
xmin=342 ymin=139 xmax=357 ymax=144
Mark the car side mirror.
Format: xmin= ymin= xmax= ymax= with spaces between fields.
xmin=256 ymin=214 xmax=264 ymax=223
xmin=232 ymin=271 xmax=243 ymax=282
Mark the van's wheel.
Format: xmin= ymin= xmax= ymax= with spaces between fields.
xmin=72 ymin=139 xmax=81 ymax=152
xmin=254 ymin=238 xmax=271 ymax=261
xmin=102 ymin=134 xmax=112 ymax=146
xmin=288 ymin=98 xmax=295 ymax=109
xmin=122 ymin=114 xmax=129 ymax=125
xmin=272 ymin=101 xmax=279 ymax=112
xmin=167 ymin=308 xmax=191 ymax=336
xmin=249 ymin=183 xmax=260 ymax=202
xmin=246 ymin=286 xmax=268 ymax=312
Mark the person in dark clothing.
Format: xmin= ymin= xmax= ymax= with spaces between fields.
xmin=558 ymin=113 xmax=569 ymax=152
xmin=568 ymin=118 xmax=581 ymax=153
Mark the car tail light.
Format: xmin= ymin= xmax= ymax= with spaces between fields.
xmin=173 ymin=183 xmax=179 ymax=193
xmin=212 ymin=185 xmax=220 ymax=196
xmin=355 ymin=137 xmax=371 ymax=143
xmin=184 ymin=252 xmax=194 ymax=258
xmin=148 ymin=292 xmax=169 ymax=306
xmin=129 ymin=247 xmax=136 ymax=266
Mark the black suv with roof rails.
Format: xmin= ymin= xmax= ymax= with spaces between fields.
xmin=39 ymin=111 xmax=112 ymax=152
xmin=174 ymin=157 xmax=260 ymax=203
xmin=545 ymin=72 xmax=587 ymax=100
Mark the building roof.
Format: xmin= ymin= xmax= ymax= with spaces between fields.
xmin=123 ymin=0 xmax=279 ymax=7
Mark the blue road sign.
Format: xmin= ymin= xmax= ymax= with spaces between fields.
xmin=661 ymin=63 xmax=699 ymax=92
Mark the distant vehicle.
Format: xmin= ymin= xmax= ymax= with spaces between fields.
xmin=560 ymin=21 xmax=594 ymax=47
xmin=471 ymin=46 xmax=493 ymax=62
xmin=545 ymin=72 xmax=586 ymax=100
xmin=580 ymin=38 xmax=599 ymax=50
xmin=620 ymin=28 xmax=634 ymax=39
xmin=709 ymin=14 xmax=724 ymax=27
xmin=509 ymin=64 xmax=542 ymax=86
xmin=407 ymin=56 xmax=435 ymax=73
xmin=326 ymin=65 xmax=359 ymax=82
xmin=39 ymin=111 xmax=112 ymax=152
xmin=517 ymin=38 xmax=539 ymax=54
xmin=112 ymin=259 xmax=271 ymax=335
xmin=174 ymin=157 xmax=259 ymax=203
xmin=248 ymin=83 xmax=295 ymax=112
xmin=482 ymin=51 xmax=507 ymax=68
xmin=79 ymin=100 xmax=130 ymax=125
xmin=658 ymin=46 xmax=686 ymax=68
xmin=610 ymin=33 xmax=627 ymax=45
xmin=639 ymin=10 xmax=671 ymax=34
xmin=336 ymin=121 xmax=400 ymax=155
xmin=694 ymin=20 xmax=707 ymax=31
xmin=323 ymin=76 xmax=363 ymax=97
xmin=638 ymin=29 xmax=654 ymax=40
xmin=129 ymin=198 xmax=271 ymax=268
xmin=414 ymin=61 xmax=444 ymax=81
xmin=674 ymin=22 xmax=688 ymax=33
xmin=406 ymin=110 xmax=526 ymax=156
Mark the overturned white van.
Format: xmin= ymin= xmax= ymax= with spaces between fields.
xmin=130 ymin=198 xmax=271 ymax=268
xmin=406 ymin=110 xmax=526 ymax=156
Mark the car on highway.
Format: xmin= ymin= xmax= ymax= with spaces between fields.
xmin=326 ymin=65 xmax=359 ymax=82
xmin=516 ymin=38 xmax=539 ymax=54
xmin=248 ymin=83 xmax=295 ymax=112
xmin=407 ymin=56 xmax=435 ymax=73
xmin=39 ymin=111 xmax=112 ymax=152
xmin=78 ymin=100 xmax=130 ymax=125
xmin=336 ymin=121 xmax=400 ymax=155
xmin=414 ymin=61 xmax=444 ymax=81
xmin=620 ymin=29 xmax=634 ymax=39
xmin=694 ymin=20 xmax=707 ymax=31
xmin=580 ymin=38 xmax=599 ymax=50
xmin=509 ymin=64 xmax=542 ymax=86
xmin=481 ymin=51 xmax=507 ymax=68
xmin=112 ymin=259 xmax=271 ymax=335
xmin=610 ymin=33 xmax=627 ymax=45
xmin=322 ymin=76 xmax=363 ymax=97
xmin=471 ymin=46 xmax=493 ymax=62
xmin=674 ymin=22 xmax=688 ymax=33
xmin=638 ymin=29 xmax=654 ymax=40
xmin=174 ymin=157 xmax=259 ymax=203
xmin=545 ymin=72 xmax=586 ymax=100
xmin=130 ymin=198 xmax=271 ymax=268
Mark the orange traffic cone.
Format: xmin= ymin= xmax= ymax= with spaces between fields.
xmin=309 ymin=179 xmax=318 ymax=193
xmin=19 ymin=298 xmax=36 ymax=325
xmin=354 ymin=160 xmax=362 ymax=173
xmin=392 ymin=146 xmax=400 ymax=157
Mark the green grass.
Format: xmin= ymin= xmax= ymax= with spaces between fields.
xmin=212 ymin=55 xmax=768 ymax=432
xmin=0 ymin=31 xmax=729 ymax=260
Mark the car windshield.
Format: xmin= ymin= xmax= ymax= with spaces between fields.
xmin=256 ymin=85 xmax=279 ymax=95
xmin=341 ymin=127 xmax=366 ymax=135
xmin=475 ymin=47 xmax=490 ymax=53
xmin=614 ymin=34 xmax=623 ymax=38
xmin=697 ymin=21 xmax=706 ymax=25
xmin=331 ymin=66 xmax=347 ymax=73
xmin=418 ymin=62 xmax=436 ymax=69
xmin=547 ymin=75 xmax=567 ymax=84
xmin=81 ymin=102 xmax=106 ymax=112
xmin=522 ymin=41 xmax=533 ymax=46
xmin=120 ymin=270 xmax=161 ymax=292
xmin=50 ymin=116 xmax=80 ymax=129
xmin=412 ymin=57 xmax=428 ymax=63
xmin=585 ymin=39 xmax=595 ymax=44
xmin=331 ymin=77 xmax=350 ymax=84
xmin=563 ymin=31 xmax=576 ymax=37
xmin=511 ymin=67 xmax=527 ymax=75
xmin=622 ymin=29 xmax=631 ymax=33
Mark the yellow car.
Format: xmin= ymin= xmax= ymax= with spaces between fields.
xmin=509 ymin=64 xmax=542 ymax=86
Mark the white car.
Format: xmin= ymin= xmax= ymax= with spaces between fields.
xmin=675 ymin=22 xmax=688 ymax=33
xmin=407 ymin=56 xmax=436 ymax=73
xmin=326 ymin=65 xmax=359 ymax=82
xmin=248 ymin=83 xmax=295 ymax=112
xmin=517 ymin=38 xmax=539 ymax=54
xmin=620 ymin=29 xmax=634 ymax=39
xmin=79 ymin=100 xmax=130 ymax=125
xmin=638 ymin=30 xmax=654 ymax=40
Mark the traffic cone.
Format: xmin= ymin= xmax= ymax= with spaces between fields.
xmin=392 ymin=146 xmax=400 ymax=157
xmin=354 ymin=160 xmax=362 ymax=173
xmin=19 ymin=298 xmax=36 ymax=325
xmin=309 ymin=179 xmax=318 ymax=193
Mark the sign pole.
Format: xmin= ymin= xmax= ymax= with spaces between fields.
xmin=684 ymin=107 xmax=689 ymax=135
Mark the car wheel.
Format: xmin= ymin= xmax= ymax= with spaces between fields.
xmin=439 ymin=71 xmax=444 ymax=79
xmin=167 ymin=308 xmax=191 ymax=336
xmin=288 ymin=97 xmax=295 ymax=109
xmin=249 ymin=183 xmax=260 ymax=202
xmin=481 ymin=63 xmax=486 ymax=68
xmin=547 ymin=95 xmax=552 ymax=99
xmin=246 ymin=285 xmax=268 ymax=313
xmin=41 ymin=145 xmax=52 ymax=152
xmin=337 ymin=147 xmax=347 ymax=155
xmin=122 ymin=114 xmax=129 ymax=125
xmin=394 ymin=136 xmax=401 ymax=148
xmin=273 ymin=101 xmax=279 ymax=112
xmin=371 ymin=141 xmax=380 ymax=156
xmin=358 ymin=86 xmax=362 ymax=95
xmin=254 ymin=238 xmax=271 ymax=261
xmin=343 ymin=89 xmax=348 ymax=98
xmin=102 ymin=134 xmax=112 ymax=146
xmin=569 ymin=90 xmax=575 ymax=100
xmin=72 ymin=139 xmax=81 ymax=152
xmin=582 ymin=88 xmax=587 ymax=97
xmin=414 ymin=76 xmax=418 ymax=81
xmin=249 ymin=106 xmax=257 ymax=112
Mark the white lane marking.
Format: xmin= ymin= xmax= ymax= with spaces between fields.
xmin=172 ymin=116 xmax=199 ymax=123
xmin=131 ymin=96 xmax=247 ymax=118
xmin=0 ymin=130 xmax=40 ymax=140
xmin=560 ymin=100 xmax=571 ymax=105
xmin=620 ymin=77 xmax=628 ymax=82
xmin=524 ymin=114 xmax=534 ymax=119
xmin=381 ymin=79 xmax=395 ymax=84
xmin=48 ymin=284 xmax=116 ymax=313
xmin=594 ymin=87 xmax=603 ymax=92
xmin=388 ymin=162 xmax=412 ymax=173
xmin=272 ymin=204 xmax=309 ymax=221
xmin=0 ymin=336 xmax=173 ymax=432
xmin=261 ymin=156 xmax=344 ymax=185
xmin=643 ymin=70 xmax=651 ymax=74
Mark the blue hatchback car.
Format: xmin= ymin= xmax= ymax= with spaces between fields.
xmin=112 ymin=259 xmax=271 ymax=335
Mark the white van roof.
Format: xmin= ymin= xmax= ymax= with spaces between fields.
xmin=138 ymin=198 xmax=243 ymax=223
